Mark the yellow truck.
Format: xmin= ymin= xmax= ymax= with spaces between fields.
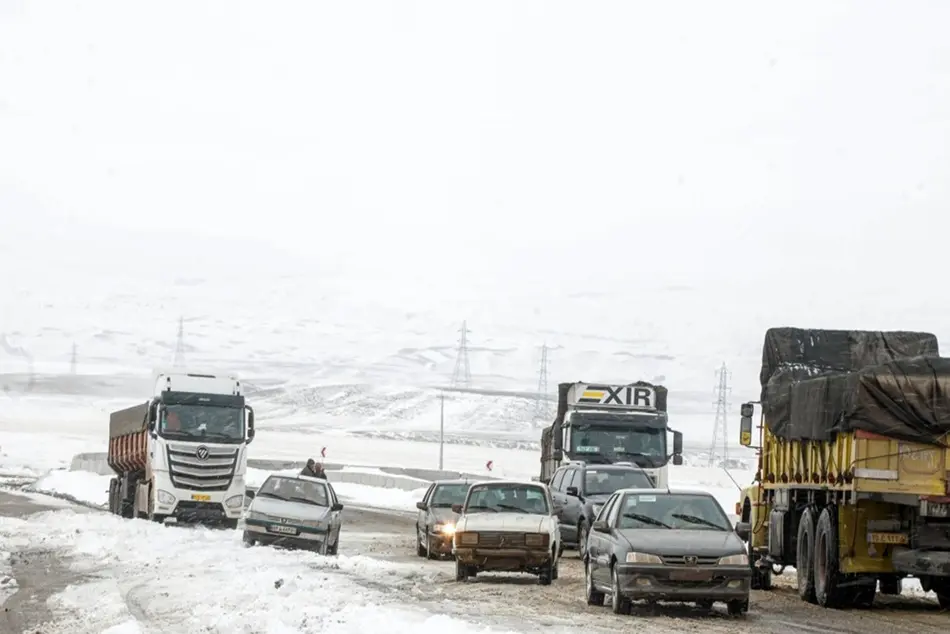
xmin=736 ymin=327 xmax=950 ymax=609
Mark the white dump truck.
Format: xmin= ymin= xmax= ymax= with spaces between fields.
xmin=107 ymin=371 xmax=255 ymax=528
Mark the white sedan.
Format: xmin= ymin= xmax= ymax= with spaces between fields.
xmin=243 ymin=474 xmax=344 ymax=555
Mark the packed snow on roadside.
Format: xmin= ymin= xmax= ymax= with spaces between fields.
xmin=25 ymin=469 xmax=110 ymax=507
xmin=0 ymin=510 xmax=526 ymax=633
xmin=0 ymin=549 xmax=16 ymax=607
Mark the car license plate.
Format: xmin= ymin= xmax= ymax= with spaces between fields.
xmin=868 ymin=532 xmax=908 ymax=545
xmin=268 ymin=525 xmax=298 ymax=535
xmin=190 ymin=494 xmax=211 ymax=502
xmin=669 ymin=568 xmax=713 ymax=581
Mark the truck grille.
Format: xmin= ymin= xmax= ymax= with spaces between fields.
xmin=475 ymin=531 xmax=527 ymax=547
xmin=661 ymin=555 xmax=720 ymax=566
xmin=166 ymin=444 xmax=238 ymax=491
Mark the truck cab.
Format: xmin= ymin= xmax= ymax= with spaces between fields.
xmin=128 ymin=371 xmax=255 ymax=527
xmin=540 ymin=382 xmax=684 ymax=489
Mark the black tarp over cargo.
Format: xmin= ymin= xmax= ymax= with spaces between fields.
xmin=786 ymin=357 xmax=950 ymax=445
xmin=758 ymin=327 xmax=945 ymax=443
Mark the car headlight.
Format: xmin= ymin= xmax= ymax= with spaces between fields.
xmin=224 ymin=495 xmax=245 ymax=509
xmin=245 ymin=510 xmax=267 ymax=521
xmin=457 ymin=531 xmax=478 ymax=546
xmin=718 ymin=554 xmax=749 ymax=566
xmin=525 ymin=533 xmax=548 ymax=547
xmin=434 ymin=523 xmax=456 ymax=535
xmin=625 ymin=552 xmax=663 ymax=564
xmin=156 ymin=490 xmax=175 ymax=505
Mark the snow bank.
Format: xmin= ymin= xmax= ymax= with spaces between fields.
xmin=332 ymin=481 xmax=429 ymax=513
xmin=0 ymin=510 xmax=521 ymax=633
xmin=0 ymin=549 xmax=16 ymax=607
xmin=26 ymin=469 xmax=110 ymax=508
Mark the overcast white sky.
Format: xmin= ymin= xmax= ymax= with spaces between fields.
xmin=2 ymin=0 xmax=949 ymax=287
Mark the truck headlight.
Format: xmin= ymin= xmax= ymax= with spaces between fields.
xmin=625 ymin=552 xmax=662 ymax=564
xmin=434 ymin=523 xmax=456 ymax=535
xmin=525 ymin=533 xmax=548 ymax=547
xmin=225 ymin=495 xmax=245 ymax=509
xmin=718 ymin=554 xmax=749 ymax=566
xmin=157 ymin=490 xmax=175 ymax=505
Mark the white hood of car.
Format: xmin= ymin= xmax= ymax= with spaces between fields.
xmin=249 ymin=496 xmax=329 ymax=522
xmin=457 ymin=513 xmax=552 ymax=533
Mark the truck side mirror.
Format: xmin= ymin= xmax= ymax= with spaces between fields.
xmin=672 ymin=431 xmax=683 ymax=456
xmin=147 ymin=401 xmax=158 ymax=434
xmin=246 ymin=406 xmax=256 ymax=443
xmin=672 ymin=454 xmax=684 ymax=466
xmin=553 ymin=450 xmax=563 ymax=462
xmin=739 ymin=403 xmax=754 ymax=447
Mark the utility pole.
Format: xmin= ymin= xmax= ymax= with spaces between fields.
xmin=70 ymin=342 xmax=77 ymax=374
xmin=439 ymin=390 xmax=445 ymax=470
xmin=534 ymin=342 xmax=550 ymax=421
xmin=172 ymin=317 xmax=186 ymax=369
xmin=450 ymin=320 xmax=472 ymax=388
xmin=708 ymin=362 xmax=732 ymax=467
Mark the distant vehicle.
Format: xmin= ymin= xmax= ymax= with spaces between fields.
xmin=452 ymin=480 xmax=561 ymax=585
xmin=548 ymin=461 xmax=654 ymax=557
xmin=414 ymin=479 xmax=472 ymax=559
xmin=243 ymin=474 xmax=344 ymax=555
xmin=584 ymin=488 xmax=751 ymax=616
xmin=106 ymin=371 xmax=255 ymax=528
xmin=539 ymin=382 xmax=684 ymax=489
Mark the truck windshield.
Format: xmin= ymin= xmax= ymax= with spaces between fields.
xmin=571 ymin=426 xmax=666 ymax=467
xmin=161 ymin=405 xmax=244 ymax=443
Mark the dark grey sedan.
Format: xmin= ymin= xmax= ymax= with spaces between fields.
xmin=584 ymin=488 xmax=752 ymax=616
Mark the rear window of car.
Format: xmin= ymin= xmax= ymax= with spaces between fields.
xmin=584 ymin=469 xmax=652 ymax=494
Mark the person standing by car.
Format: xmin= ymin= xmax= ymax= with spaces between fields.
xmin=300 ymin=458 xmax=327 ymax=479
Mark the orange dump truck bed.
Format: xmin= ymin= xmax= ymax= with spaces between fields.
xmin=107 ymin=402 xmax=150 ymax=475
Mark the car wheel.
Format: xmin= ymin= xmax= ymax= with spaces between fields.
xmin=696 ymin=599 xmax=714 ymax=610
xmin=585 ymin=560 xmax=605 ymax=606
xmin=578 ymin=520 xmax=589 ymax=558
xmin=242 ymin=531 xmax=255 ymax=548
xmin=416 ymin=526 xmax=427 ymax=557
xmin=538 ymin=561 xmax=553 ymax=586
xmin=455 ymin=559 xmax=468 ymax=582
xmin=611 ymin=565 xmax=631 ymax=614
xmin=551 ymin=561 xmax=559 ymax=581
xmin=727 ymin=599 xmax=749 ymax=616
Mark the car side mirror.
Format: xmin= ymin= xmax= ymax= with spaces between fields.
xmin=592 ymin=520 xmax=611 ymax=533
xmin=565 ymin=486 xmax=579 ymax=497
xmin=244 ymin=489 xmax=256 ymax=500
xmin=416 ymin=501 xmax=427 ymax=511
xmin=331 ymin=502 xmax=344 ymax=512
xmin=739 ymin=403 xmax=754 ymax=447
xmin=451 ymin=503 xmax=463 ymax=514
xmin=672 ymin=454 xmax=684 ymax=466
xmin=735 ymin=521 xmax=751 ymax=541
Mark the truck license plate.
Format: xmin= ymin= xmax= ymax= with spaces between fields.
xmin=191 ymin=494 xmax=211 ymax=502
xmin=669 ymin=569 xmax=712 ymax=581
xmin=868 ymin=532 xmax=908 ymax=545
xmin=268 ymin=525 xmax=298 ymax=535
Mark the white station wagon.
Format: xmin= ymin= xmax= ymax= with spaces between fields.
xmin=452 ymin=480 xmax=561 ymax=585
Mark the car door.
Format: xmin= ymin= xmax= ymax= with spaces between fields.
xmin=549 ymin=469 xmax=570 ymax=540
xmin=589 ymin=493 xmax=621 ymax=585
xmin=561 ymin=469 xmax=585 ymax=542
xmin=417 ymin=483 xmax=435 ymax=545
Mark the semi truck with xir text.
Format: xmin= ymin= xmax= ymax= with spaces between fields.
xmin=737 ymin=327 xmax=950 ymax=608
xmin=540 ymin=381 xmax=683 ymax=488
xmin=107 ymin=371 xmax=256 ymax=528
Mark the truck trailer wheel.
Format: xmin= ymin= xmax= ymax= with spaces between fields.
xmin=814 ymin=505 xmax=846 ymax=608
xmin=796 ymin=506 xmax=818 ymax=603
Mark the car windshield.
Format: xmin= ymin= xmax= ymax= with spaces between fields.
xmin=585 ymin=469 xmax=653 ymax=495
xmin=465 ymin=483 xmax=550 ymax=515
xmin=617 ymin=493 xmax=731 ymax=531
xmin=257 ymin=476 xmax=329 ymax=507
xmin=160 ymin=404 xmax=244 ymax=443
xmin=431 ymin=483 xmax=470 ymax=507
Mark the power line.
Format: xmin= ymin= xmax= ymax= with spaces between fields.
xmin=708 ymin=362 xmax=732 ymax=467
xmin=172 ymin=317 xmax=186 ymax=369
xmin=534 ymin=342 xmax=550 ymax=421
xmin=450 ymin=320 xmax=472 ymax=388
